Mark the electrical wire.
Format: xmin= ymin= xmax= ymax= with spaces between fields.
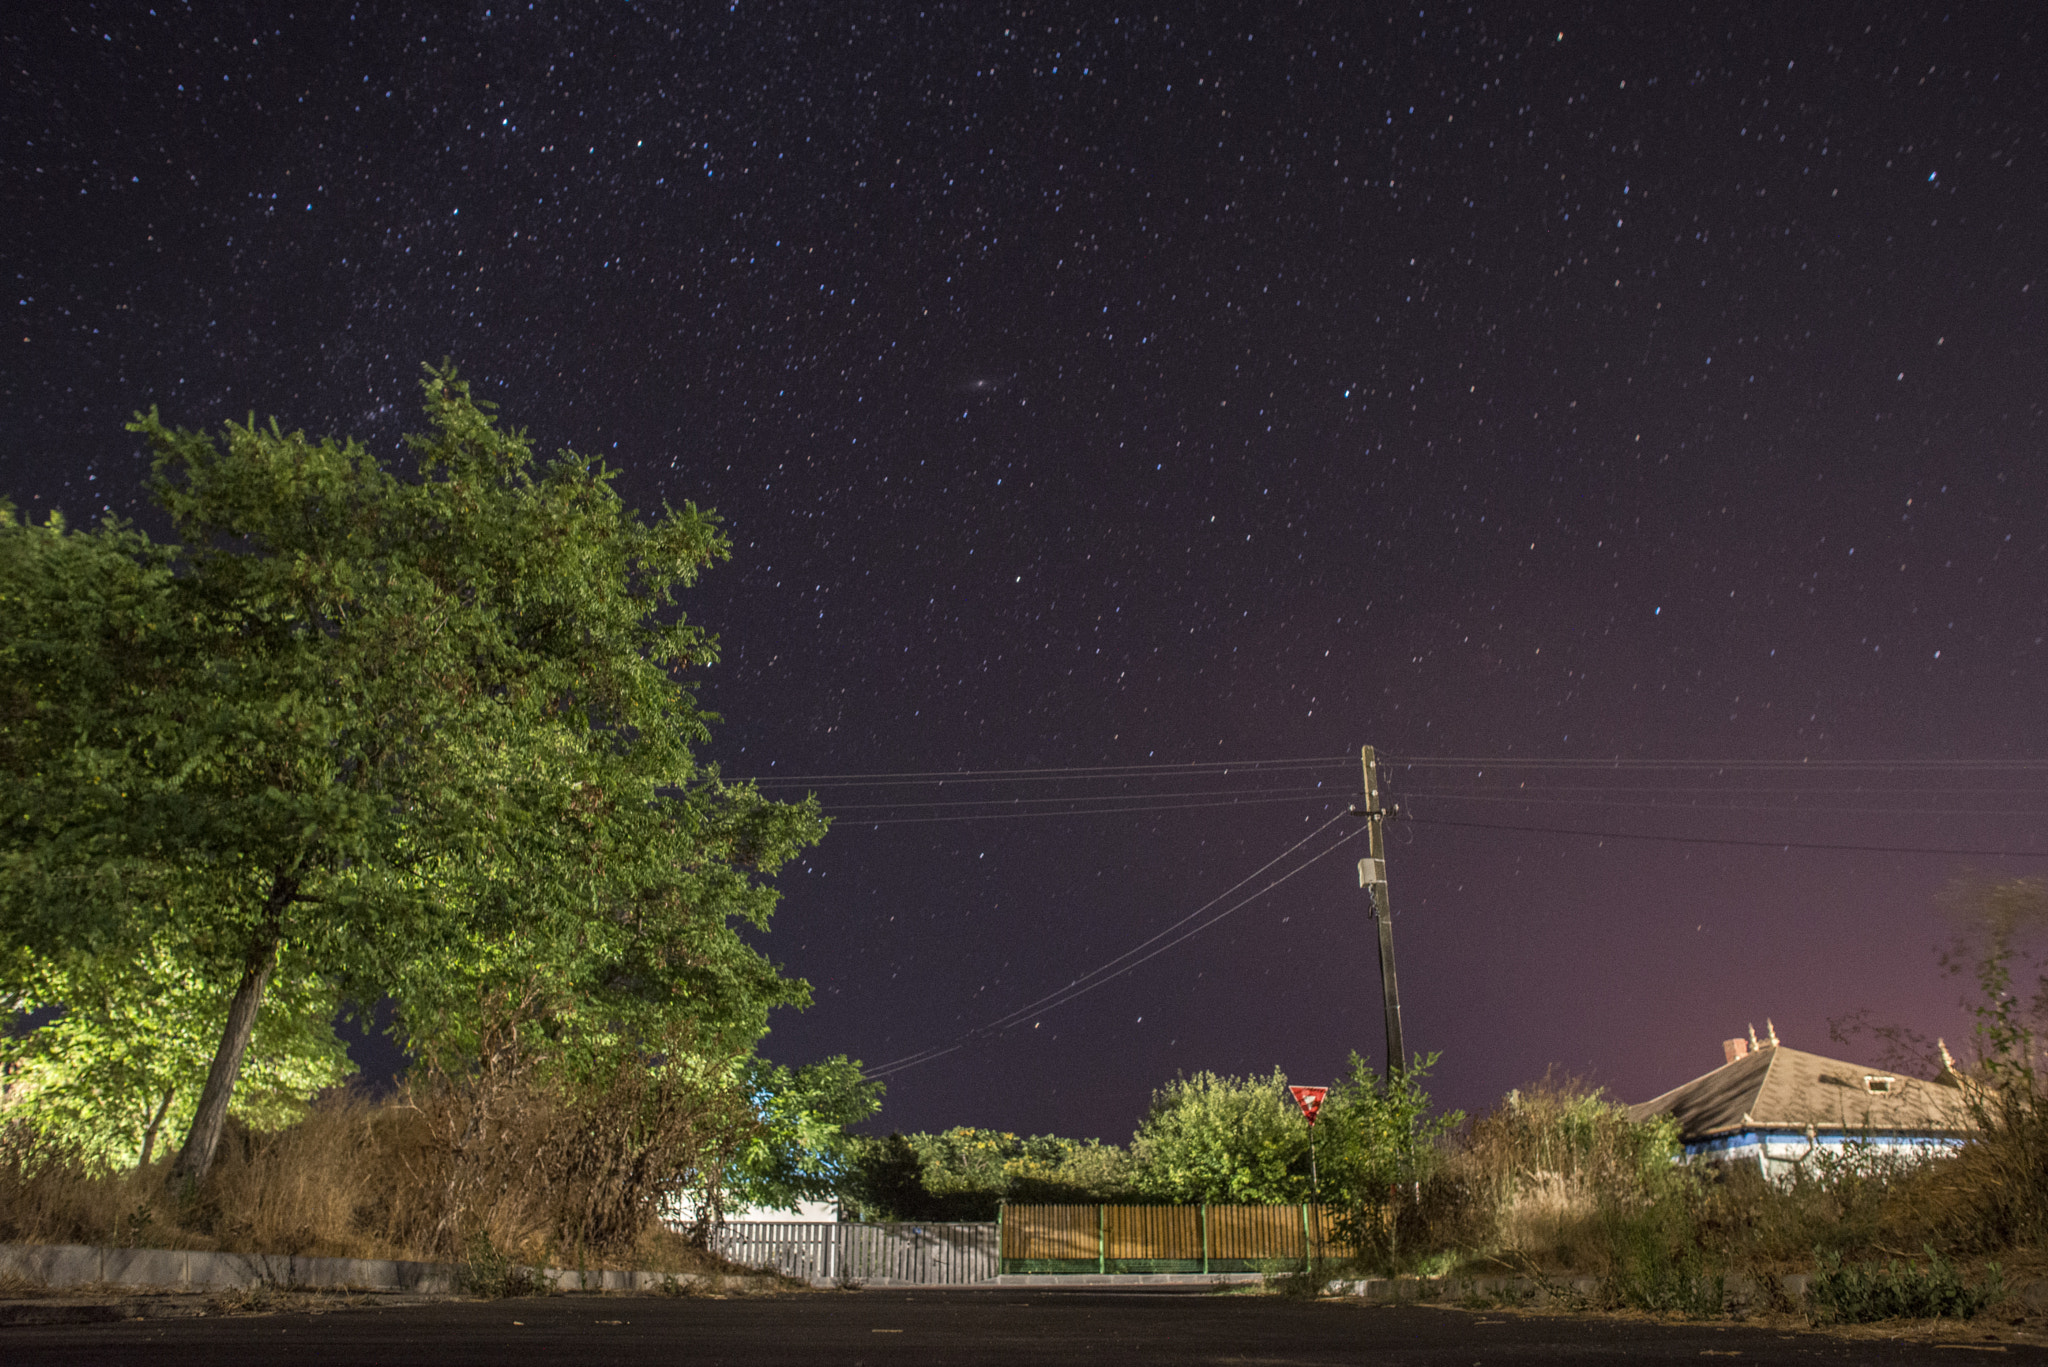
xmin=817 ymin=790 xmax=2048 ymax=828
xmin=865 ymin=826 xmax=1364 ymax=1081
xmin=1398 ymin=789 xmax=2048 ymax=818
xmin=1402 ymin=813 xmax=2048 ymax=858
xmin=737 ymin=755 xmax=1352 ymax=785
xmin=861 ymin=812 xmax=1363 ymax=1080
xmin=862 ymin=811 xmax=1353 ymax=1077
xmin=830 ymin=795 xmax=1340 ymax=826
xmin=736 ymin=752 xmax=2048 ymax=787
xmin=824 ymin=784 xmax=1333 ymax=811
xmin=1393 ymin=781 xmax=2048 ymax=796
xmin=816 ymin=753 xmax=2048 ymax=1083
xmin=1387 ymin=756 xmax=2048 ymax=771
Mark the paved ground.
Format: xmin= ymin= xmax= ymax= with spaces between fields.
xmin=3 ymin=1287 xmax=2043 ymax=1365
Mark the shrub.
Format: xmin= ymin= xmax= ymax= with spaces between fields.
xmin=842 ymin=1128 xmax=1133 ymax=1221
xmin=0 ymin=1041 xmax=753 ymax=1271
xmin=1129 ymin=1069 xmax=1309 ymax=1205
xmin=1319 ymin=1053 xmax=1463 ymax=1272
xmin=1807 ymin=1247 xmax=2002 ymax=1324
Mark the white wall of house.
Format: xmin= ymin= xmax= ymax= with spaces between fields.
xmin=724 ymin=1198 xmax=838 ymax=1224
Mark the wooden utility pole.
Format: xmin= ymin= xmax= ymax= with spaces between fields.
xmin=1356 ymin=745 xmax=1406 ymax=1080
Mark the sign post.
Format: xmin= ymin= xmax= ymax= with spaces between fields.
xmin=1289 ymin=1085 xmax=1329 ymax=1196
xmin=1290 ymin=1085 xmax=1330 ymax=1276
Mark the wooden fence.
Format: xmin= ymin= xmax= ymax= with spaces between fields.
xmin=999 ymin=1204 xmax=1356 ymax=1274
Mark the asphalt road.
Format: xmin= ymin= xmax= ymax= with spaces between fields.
xmin=3 ymin=1288 xmax=2041 ymax=1366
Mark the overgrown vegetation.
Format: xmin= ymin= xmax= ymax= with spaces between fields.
xmin=0 ymin=1067 xmax=741 ymax=1272
xmin=1342 ymin=875 xmax=2048 ymax=1322
xmin=831 ymin=878 xmax=2043 ymax=1327
xmin=843 ymin=1128 xmax=1133 ymax=1221
xmin=1807 ymin=1247 xmax=2003 ymax=1325
xmin=0 ymin=367 xmax=849 ymax=1272
xmin=1 ymin=364 xmax=826 ymax=1187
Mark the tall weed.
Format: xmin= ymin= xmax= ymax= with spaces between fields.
xmin=0 ymin=1048 xmax=750 ymax=1271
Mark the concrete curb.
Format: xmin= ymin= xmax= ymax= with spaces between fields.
xmin=1325 ymin=1271 xmax=2048 ymax=1313
xmin=0 ymin=1242 xmax=779 ymax=1297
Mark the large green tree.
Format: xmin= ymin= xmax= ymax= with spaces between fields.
xmin=0 ymin=365 xmax=824 ymax=1182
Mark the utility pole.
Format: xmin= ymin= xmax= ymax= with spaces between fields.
xmin=1354 ymin=745 xmax=1406 ymax=1081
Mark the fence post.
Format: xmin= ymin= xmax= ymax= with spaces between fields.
xmin=1098 ymin=1205 xmax=1107 ymax=1275
xmin=996 ymin=1202 xmax=1005 ymax=1277
xmin=1300 ymin=1203 xmax=1312 ymax=1275
xmin=1200 ymin=1203 xmax=1209 ymax=1276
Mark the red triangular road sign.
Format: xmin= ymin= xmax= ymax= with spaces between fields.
xmin=1289 ymin=1086 xmax=1328 ymax=1126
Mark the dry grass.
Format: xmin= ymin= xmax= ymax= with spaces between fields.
xmin=0 ymin=1053 xmax=753 ymax=1275
xmin=1415 ymin=1073 xmax=1683 ymax=1274
xmin=1378 ymin=1068 xmax=2046 ymax=1314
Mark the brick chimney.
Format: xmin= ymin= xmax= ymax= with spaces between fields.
xmin=1722 ymin=1037 xmax=1751 ymax=1065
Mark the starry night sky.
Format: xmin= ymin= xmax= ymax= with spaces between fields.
xmin=6 ymin=3 xmax=2046 ymax=1143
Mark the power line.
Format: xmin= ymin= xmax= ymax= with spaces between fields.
xmin=738 ymin=754 xmax=1352 ymax=784
xmin=862 ymin=812 xmax=1363 ymax=1080
xmin=825 ymin=783 xmax=1332 ymax=811
xmin=1400 ymin=789 xmax=2048 ymax=818
xmin=736 ymin=753 xmax=2048 ymax=787
xmin=776 ymin=767 xmax=1340 ymax=790
xmin=836 ymin=758 xmax=2048 ymax=1086
xmin=867 ymin=827 xmax=1364 ymax=1081
xmin=1389 ymin=756 xmax=2048 ymax=771
xmin=1403 ymin=813 xmax=2048 ymax=859
xmin=832 ymin=793 xmax=1341 ymax=826
xmin=821 ymin=786 xmax=2048 ymax=827
xmin=864 ymin=812 xmax=1352 ymax=1077
xmin=1399 ymin=781 xmax=2048 ymax=796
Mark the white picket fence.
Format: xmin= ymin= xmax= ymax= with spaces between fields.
xmin=703 ymin=1221 xmax=999 ymax=1286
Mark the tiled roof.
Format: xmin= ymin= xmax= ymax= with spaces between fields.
xmin=1626 ymin=1044 xmax=1973 ymax=1141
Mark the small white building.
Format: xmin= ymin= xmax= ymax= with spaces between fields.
xmin=724 ymin=1198 xmax=838 ymax=1224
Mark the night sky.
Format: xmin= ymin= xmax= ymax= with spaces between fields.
xmin=7 ymin=3 xmax=2046 ymax=1143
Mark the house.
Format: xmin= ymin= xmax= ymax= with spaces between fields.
xmin=725 ymin=1198 xmax=838 ymax=1224
xmin=663 ymin=1194 xmax=840 ymax=1230
xmin=1626 ymin=1024 xmax=1975 ymax=1180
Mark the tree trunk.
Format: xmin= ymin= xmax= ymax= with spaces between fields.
xmin=167 ymin=872 xmax=296 ymax=1188
xmin=137 ymin=1085 xmax=176 ymax=1169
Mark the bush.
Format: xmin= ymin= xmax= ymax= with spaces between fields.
xmin=0 ymin=1043 xmax=752 ymax=1271
xmin=1129 ymin=1069 xmax=1309 ymax=1205
xmin=842 ymin=1128 xmax=1133 ymax=1221
xmin=1899 ymin=1077 xmax=2048 ymax=1255
xmin=1807 ymin=1247 xmax=2002 ymax=1324
xmin=1909 ymin=876 xmax=2048 ymax=1252
xmin=1317 ymin=1053 xmax=1463 ymax=1272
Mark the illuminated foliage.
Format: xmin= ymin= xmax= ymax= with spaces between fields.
xmin=0 ymin=365 xmax=824 ymax=1182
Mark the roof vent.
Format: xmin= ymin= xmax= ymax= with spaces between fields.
xmin=1863 ymin=1075 xmax=1897 ymax=1094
